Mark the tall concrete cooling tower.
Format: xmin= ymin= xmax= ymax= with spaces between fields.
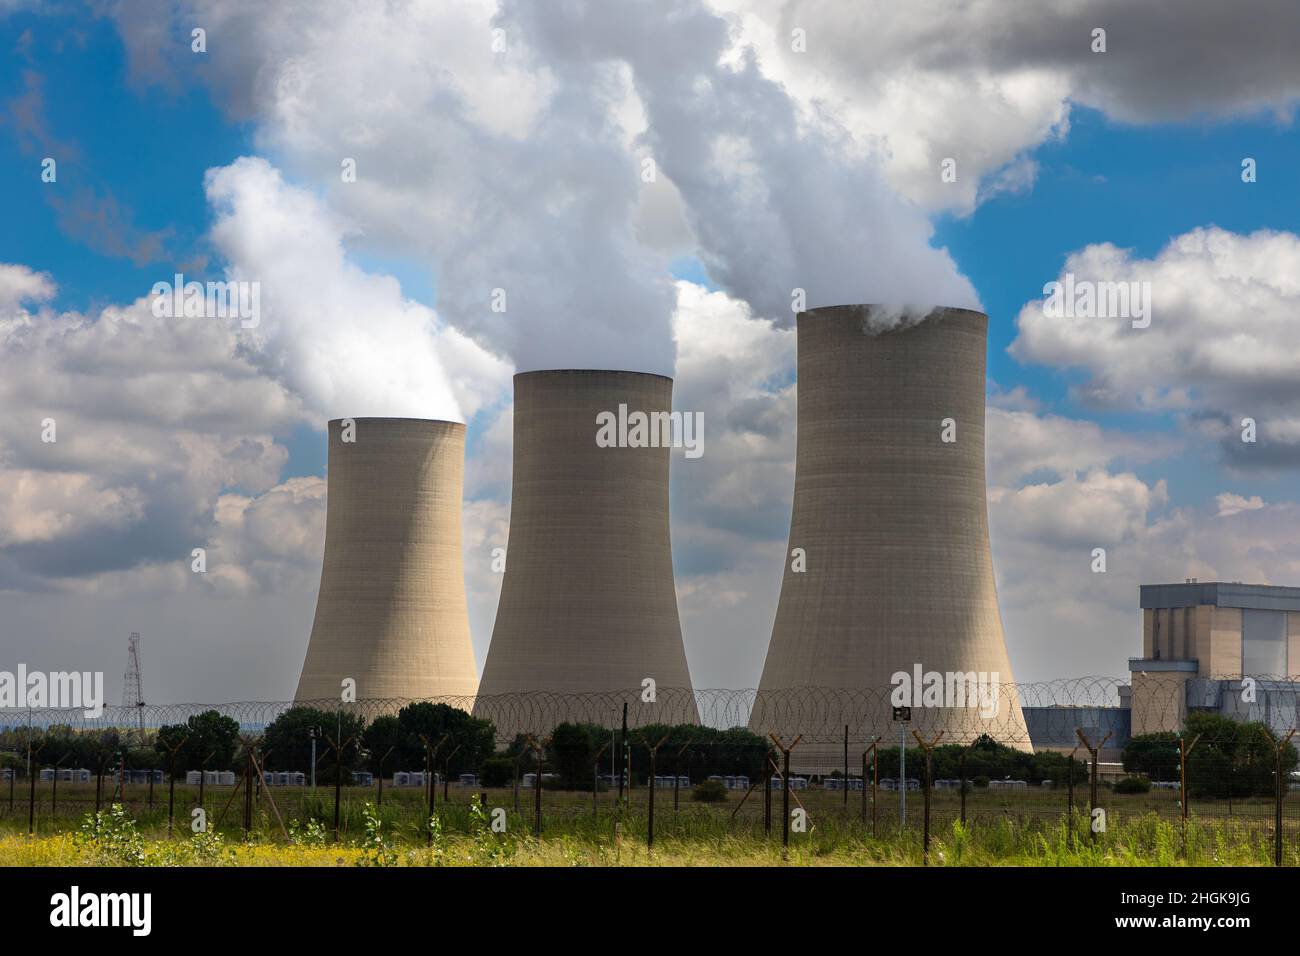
xmin=752 ymin=306 xmax=1028 ymax=764
xmin=294 ymin=418 xmax=479 ymax=703
xmin=474 ymin=370 xmax=698 ymax=732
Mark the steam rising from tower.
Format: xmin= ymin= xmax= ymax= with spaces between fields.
xmin=294 ymin=418 xmax=479 ymax=703
xmin=752 ymin=306 xmax=1028 ymax=760
xmin=475 ymin=370 xmax=697 ymax=729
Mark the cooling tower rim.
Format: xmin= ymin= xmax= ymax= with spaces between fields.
xmin=514 ymin=368 xmax=673 ymax=384
xmin=798 ymin=304 xmax=987 ymax=321
xmin=325 ymin=416 xmax=465 ymax=427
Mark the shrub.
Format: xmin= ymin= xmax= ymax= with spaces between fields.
xmin=692 ymin=780 xmax=727 ymax=803
xmin=358 ymin=802 xmax=399 ymax=867
xmin=972 ymin=775 xmax=989 ymax=789
xmin=74 ymin=803 xmax=145 ymax=866
xmin=1114 ymin=776 xmax=1152 ymax=794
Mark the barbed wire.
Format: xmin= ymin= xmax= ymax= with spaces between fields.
xmin=2 ymin=676 xmax=1296 ymax=750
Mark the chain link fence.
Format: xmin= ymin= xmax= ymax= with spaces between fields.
xmin=2 ymin=677 xmax=1297 ymax=863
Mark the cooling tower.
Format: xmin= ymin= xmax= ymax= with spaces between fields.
xmin=474 ymin=370 xmax=698 ymax=733
xmin=294 ymin=418 xmax=479 ymax=703
xmin=752 ymin=306 xmax=1029 ymax=765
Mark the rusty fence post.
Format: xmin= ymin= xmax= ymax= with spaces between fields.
xmin=843 ymin=724 xmax=849 ymax=809
xmin=912 ymin=731 xmax=944 ymax=865
xmin=525 ymin=734 xmax=550 ymax=837
xmin=1066 ymin=743 xmax=1080 ymax=848
xmin=768 ymin=734 xmax=802 ymax=855
xmin=959 ymin=748 xmax=967 ymax=826
xmin=642 ymin=733 xmax=670 ymax=849
xmin=1261 ymin=728 xmax=1297 ymax=867
xmin=1076 ymin=729 xmax=1111 ymax=844
xmin=27 ymin=738 xmax=44 ymax=835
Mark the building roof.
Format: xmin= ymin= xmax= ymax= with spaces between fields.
xmin=1140 ymin=581 xmax=1300 ymax=612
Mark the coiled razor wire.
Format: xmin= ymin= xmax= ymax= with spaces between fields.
xmin=3 ymin=676 xmax=1297 ymax=750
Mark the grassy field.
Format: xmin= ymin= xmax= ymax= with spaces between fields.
xmin=1 ymin=779 xmax=1292 ymax=831
xmin=2 ymin=813 xmax=1295 ymax=867
xmin=0 ymin=781 xmax=1296 ymax=866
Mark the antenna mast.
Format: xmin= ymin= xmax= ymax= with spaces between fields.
xmin=122 ymin=632 xmax=145 ymax=743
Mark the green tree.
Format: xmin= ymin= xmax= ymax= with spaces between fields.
xmin=262 ymin=707 xmax=364 ymax=781
xmin=361 ymin=715 xmax=403 ymax=776
xmin=1122 ymin=732 xmax=1180 ymax=782
xmin=623 ymin=724 xmax=769 ymax=785
xmin=154 ymin=710 xmax=241 ymax=772
xmin=1184 ymin=712 xmax=1298 ymax=799
xmin=548 ymin=723 xmax=610 ymax=787
xmin=395 ymin=702 xmax=495 ymax=776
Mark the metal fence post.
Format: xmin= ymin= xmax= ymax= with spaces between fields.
xmin=27 ymin=740 xmax=42 ymax=835
xmin=912 ymin=731 xmax=944 ymax=865
xmin=1266 ymin=729 xmax=1296 ymax=867
xmin=763 ymin=756 xmax=772 ymax=835
xmin=618 ymin=703 xmax=627 ymax=806
xmin=647 ymin=745 xmax=656 ymax=848
xmin=843 ymin=724 xmax=849 ymax=809
xmin=243 ymin=747 xmax=254 ymax=837
xmin=534 ymin=743 xmax=543 ymax=836
xmin=642 ymin=734 xmax=669 ymax=849
xmin=872 ymin=743 xmax=879 ymax=837
xmin=782 ymin=748 xmax=791 ymax=850
xmin=1066 ymin=744 xmax=1079 ymax=847
xmin=168 ymin=752 xmax=177 ymax=837
xmin=861 ymin=749 xmax=868 ymax=826
xmin=768 ymin=734 xmax=802 ymax=854
xmin=959 ymin=748 xmax=967 ymax=825
xmin=1076 ymin=729 xmax=1111 ymax=844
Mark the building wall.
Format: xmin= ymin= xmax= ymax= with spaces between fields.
xmin=1130 ymin=671 xmax=1191 ymax=735
xmin=1289 ymin=612 xmax=1300 ymax=680
xmin=1193 ymin=604 xmax=1213 ymax=671
xmin=1208 ymin=606 xmax=1243 ymax=677
xmin=752 ymin=306 xmax=1029 ymax=765
xmin=295 ymin=418 xmax=479 ymax=703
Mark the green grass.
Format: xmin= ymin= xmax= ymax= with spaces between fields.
xmin=0 ymin=784 xmax=1295 ymax=866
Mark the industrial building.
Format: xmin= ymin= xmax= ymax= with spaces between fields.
xmin=294 ymin=417 xmax=479 ymax=703
xmin=1021 ymin=581 xmax=1300 ymax=759
xmin=1128 ymin=581 xmax=1300 ymax=736
xmin=474 ymin=370 xmax=698 ymax=733
xmin=751 ymin=305 xmax=1030 ymax=767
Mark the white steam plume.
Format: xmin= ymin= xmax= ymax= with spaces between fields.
xmin=503 ymin=0 xmax=980 ymax=320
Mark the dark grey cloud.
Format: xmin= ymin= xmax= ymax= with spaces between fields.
xmin=785 ymin=0 xmax=1300 ymax=123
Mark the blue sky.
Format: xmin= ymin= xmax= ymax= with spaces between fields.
xmin=8 ymin=15 xmax=1295 ymax=507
